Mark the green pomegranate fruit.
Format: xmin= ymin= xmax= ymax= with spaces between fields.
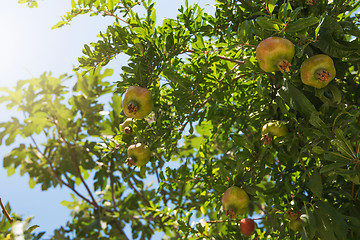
xmin=261 ymin=121 xmax=288 ymax=137
xmin=286 ymin=209 xmax=302 ymax=232
xmin=126 ymin=143 xmax=150 ymax=167
xmin=261 ymin=121 xmax=288 ymax=144
xmin=240 ymin=218 xmax=256 ymax=236
xmin=289 ymin=218 xmax=302 ymax=232
xmin=300 ymin=54 xmax=336 ymax=89
xmin=122 ymin=86 xmax=153 ymax=119
xmin=222 ymin=186 xmax=250 ymax=219
xmin=256 ymin=37 xmax=295 ymax=73
xmin=120 ymin=118 xmax=134 ymax=134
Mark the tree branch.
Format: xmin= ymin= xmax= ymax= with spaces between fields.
xmin=109 ymin=160 xmax=119 ymax=211
xmin=52 ymin=115 xmax=99 ymax=209
xmin=207 ymin=217 xmax=263 ymax=224
xmin=68 ymin=143 xmax=99 ymax=208
xmin=29 ymin=135 xmax=94 ymax=207
xmin=103 ymin=10 xmax=132 ymax=27
xmin=119 ymin=169 xmax=151 ymax=207
xmin=0 ymin=198 xmax=13 ymax=223
xmin=181 ymin=49 xmax=245 ymax=65
xmin=108 ymin=162 xmax=129 ymax=240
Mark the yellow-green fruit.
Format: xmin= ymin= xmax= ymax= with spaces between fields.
xmin=120 ymin=118 xmax=134 ymax=134
xmin=261 ymin=121 xmax=288 ymax=137
xmin=126 ymin=143 xmax=150 ymax=167
xmin=289 ymin=218 xmax=302 ymax=232
xmin=122 ymin=86 xmax=153 ymax=119
xmin=300 ymin=54 xmax=336 ymax=89
xmin=222 ymin=186 xmax=250 ymax=219
xmin=256 ymin=37 xmax=295 ymax=73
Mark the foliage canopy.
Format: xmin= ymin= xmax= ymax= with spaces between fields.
xmin=1 ymin=0 xmax=360 ymax=239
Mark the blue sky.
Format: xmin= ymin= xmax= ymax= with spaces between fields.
xmin=0 ymin=0 xmax=215 ymax=237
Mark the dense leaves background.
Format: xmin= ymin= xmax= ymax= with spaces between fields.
xmin=1 ymin=0 xmax=360 ymax=239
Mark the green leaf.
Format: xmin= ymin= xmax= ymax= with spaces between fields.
xmin=7 ymin=167 xmax=15 ymax=177
xmin=317 ymin=202 xmax=348 ymax=240
xmin=327 ymin=85 xmax=342 ymax=104
xmin=28 ymin=178 xmax=36 ymax=189
xmin=279 ymin=83 xmax=317 ymax=119
xmin=238 ymin=20 xmax=255 ymax=43
xmin=290 ymin=6 xmax=303 ymax=19
xmin=25 ymin=225 xmax=39 ymax=234
xmin=330 ymin=139 xmax=354 ymax=159
xmin=320 ymin=162 xmax=347 ymax=174
xmin=324 ymin=152 xmax=352 ymax=163
xmin=303 ymin=205 xmax=317 ymax=239
xmin=267 ymin=0 xmax=277 ymax=14
xmin=255 ymin=17 xmax=282 ymax=31
xmin=286 ymin=17 xmax=318 ymax=33
xmin=336 ymin=170 xmax=360 ymax=185
xmin=334 ymin=129 xmax=355 ymax=158
xmin=107 ymin=0 xmax=114 ymax=11
xmin=313 ymin=16 xmax=360 ymax=58
xmin=309 ymin=112 xmax=326 ymax=128
xmin=312 ymin=146 xmax=325 ymax=155
xmin=315 ymin=210 xmax=337 ymax=240
xmin=71 ymin=0 xmax=76 ymax=8
xmin=308 ymin=170 xmax=322 ymax=198
xmin=51 ymin=21 xmax=68 ymax=30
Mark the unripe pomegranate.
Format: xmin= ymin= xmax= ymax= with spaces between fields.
xmin=120 ymin=118 xmax=134 ymax=134
xmin=289 ymin=218 xmax=302 ymax=232
xmin=239 ymin=218 xmax=256 ymax=236
xmin=126 ymin=143 xmax=150 ymax=167
xmin=261 ymin=121 xmax=288 ymax=144
xmin=122 ymin=86 xmax=153 ymax=119
xmin=256 ymin=37 xmax=295 ymax=73
xmin=286 ymin=209 xmax=302 ymax=232
xmin=222 ymin=186 xmax=250 ymax=219
xmin=300 ymin=54 xmax=336 ymax=88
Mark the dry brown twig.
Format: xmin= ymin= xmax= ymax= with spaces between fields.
xmin=0 ymin=197 xmax=13 ymax=223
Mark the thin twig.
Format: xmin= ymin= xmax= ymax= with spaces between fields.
xmin=29 ymin=135 xmax=94 ymax=206
xmin=299 ymin=157 xmax=311 ymax=178
xmin=109 ymin=160 xmax=118 ymax=211
xmin=254 ymin=202 xmax=267 ymax=214
xmin=0 ymin=198 xmax=13 ymax=223
xmin=217 ymin=55 xmax=245 ymax=64
xmin=181 ymin=49 xmax=245 ymax=65
xmin=103 ymin=10 xmax=132 ymax=27
xmin=109 ymin=161 xmax=129 ymax=240
xmin=129 ymin=179 xmax=151 ymax=207
xmin=52 ymin=115 xmax=99 ymax=208
xmin=119 ymin=169 xmax=151 ymax=207
xmin=207 ymin=217 xmax=263 ymax=224
xmin=68 ymin=144 xmax=99 ymax=208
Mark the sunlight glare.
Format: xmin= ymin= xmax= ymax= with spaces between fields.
xmin=0 ymin=11 xmax=21 ymax=87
